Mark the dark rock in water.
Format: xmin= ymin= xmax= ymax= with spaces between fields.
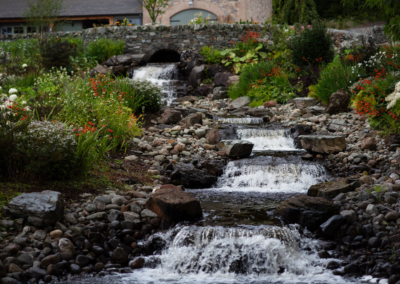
xmin=216 ymin=140 xmax=254 ymax=158
xmin=170 ymin=163 xmax=217 ymax=188
xmin=146 ymin=186 xmax=202 ymax=222
xmin=292 ymin=125 xmax=312 ymax=148
xmin=24 ymin=267 xmax=47 ymax=279
xmin=343 ymin=263 xmax=359 ymax=274
xmin=275 ymin=195 xmax=339 ymax=232
xmin=368 ymin=237 xmax=381 ymax=248
xmin=325 ymin=89 xmax=350 ymax=115
xmin=320 ymin=215 xmax=346 ymax=238
xmin=6 ymin=191 xmax=64 ymax=227
xmin=200 ymin=160 xmax=226 ymax=176
xmin=189 ymin=65 xmax=206 ymax=88
xmin=307 ymin=181 xmax=352 ymax=198
xmin=75 ymin=255 xmax=90 ymax=267
xmin=111 ymin=247 xmax=129 ymax=264
xmin=159 ymin=109 xmax=182 ymax=124
xmin=327 ymin=261 xmax=340 ymax=270
xmin=70 ymin=264 xmax=81 ymax=274
xmin=130 ymin=257 xmax=145 ymax=269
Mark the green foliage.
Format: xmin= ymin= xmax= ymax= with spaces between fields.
xmin=228 ymin=61 xmax=276 ymax=100
xmin=288 ymin=20 xmax=334 ymax=68
xmin=273 ymin=0 xmax=319 ymax=24
xmin=200 ymin=46 xmax=223 ymax=64
xmin=315 ymin=55 xmax=364 ymax=103
xmin=85 ymin=38 xmax=125 ymax=63
xmin=124 ymin=79 xmax=162 ymax=113
xmin=188 ymin=12 xmax=214 ymax=25
xmin=23 ymin=0 xmax=64 ymax=34
xmin=39 ymin=37 xmax=79 ymax=69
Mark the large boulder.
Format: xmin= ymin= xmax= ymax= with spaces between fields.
xmin=216 ymin=140 xmax=254 ymax=158
xmin=214 ymin=72 xmax=234 ymax=87
xmin=275 ymin=195 xmax=340 ymax=232
xmin=325 ymin=89 xmax=350 ymax=115
xmin=307 ymin=181 xmax=353 ymax=198
xmin=159 ymin=109 xmax=182 ymax=124
xmin=5 ymin=191 xmax=64 ymax=227
xmin=189 ymin=65 xmax=206 ymax=88
xmin=361 ymin=137 xmax=377 ymax=151
xmin=90 ymin=64 xmax=109 ymax=77
xmin=299 ymin=135 xmax=346 ymax=154
xmin=146 ymin=186 xmax=202 ymax=222
xmin=170 ymin=163 xmax=218 ymax=189
xmin=196 ymin=85 xmax=213 ymax=97
xmin=245 ymin=107 xmax=273 ymax=117
xmin=228 ymin=97 xmax=251 ymax=109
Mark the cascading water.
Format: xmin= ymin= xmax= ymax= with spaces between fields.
xmin=216 ymin=117 xmax=265 ymax=125
xmin=216 ymin=156 xmax=327 ymax=193
xmin=118 ymin=225 xmax=355 ymax=284
xmin=237 ymin=129 xmax=296 ymax=150
xmin=131 ymin=63 xmax=183 ymax=105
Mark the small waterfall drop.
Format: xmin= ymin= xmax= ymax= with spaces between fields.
xmin=131 ymin=63 xmax=181 ymax=105
xmin=217 ymin=117 xmax=265 ymax=125
xmin=237 ymin=129 xmax=296 ymax=150
xmin=217 ymin=156 xmax=327 ymax=193
xmin=121 ymin=225 xmax=351 ymax=284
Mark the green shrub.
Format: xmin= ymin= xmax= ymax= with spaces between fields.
xmin=124 ymin=79 xmax=162 ymax=113
xmin=315 ymin=55 xmax=364 ymax=103
xmin=228 ymin=61 xmax=276 ymax=100
xmin=86 ymin=38 xmax=125 ymax=63
xmin=288 ymin=20 xmax=334 ymax=68
xmin=200 ymin=46 xmax=223 ymax=64
xmin=39 ymin=37 xmax=79 ymax=69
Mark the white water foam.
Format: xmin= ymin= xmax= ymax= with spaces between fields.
xmin=131 ymin=64 xmax=178 ymax=105
xmin=237 ymin=129 xmax=296 ymax=150
xmin=217 ymin=161 xmax=327 ymax=193
xmin=119 ymin=225 xmax=358 ymax=284
xmin=217 ymin=117 xmax=265 ymax=124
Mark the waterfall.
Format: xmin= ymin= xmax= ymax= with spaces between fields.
xmin=121 ymin=225 xmax=351 ymax=284
xmin=237 ymin=129 xmax=296 ymax=150
xmin=216 ymin=157 xmax=327 ymax=193
xmin=216 ymin=117 xmax=265 ymax=125
xmin=131 ymin=63 xmax=180 ymax=105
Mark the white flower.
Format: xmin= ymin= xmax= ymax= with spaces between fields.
xmin=9 ymin=94 xmax=18 ymax=101
xmin=22 ymin=64 xmax=28 ymax=68
xmin=0 ymin=105 xmax=6 ymax=111
xmin=8 ymin=88 xmax=18 ymax=94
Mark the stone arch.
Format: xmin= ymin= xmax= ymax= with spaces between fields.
xmin=146 ymin=44 xmax=183 ymax=63
xmin=148 ymin=49 xmax=181 ymax=63
xmin=160 ymin=3 xmax=226 ymax=26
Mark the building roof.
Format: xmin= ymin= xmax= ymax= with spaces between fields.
xmin=0 ymin=0 xmax=143 ymax=19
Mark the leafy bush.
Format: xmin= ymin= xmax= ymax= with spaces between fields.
xmin=314 ymin=55 xmax=364 ymax=103
xmin=39 ymin=37 xmax=79 ymax=69
xmin=228 ymin=61 xmax=276 ymax=100
xmin=124 ymin=79 xmax=162 ymax=113
xmin=288 ymin=21 xmax=334 ymax=68
xmin=86 ymin=38 xmax=125 ymax=63
xmin=200 ymin=46 xmax=223 ymax=64
xmin=0 ymin=39 xmax=39 ymax=73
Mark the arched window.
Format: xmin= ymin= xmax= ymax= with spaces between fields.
xmin=170 ymin=9 xmax=217 ymax=26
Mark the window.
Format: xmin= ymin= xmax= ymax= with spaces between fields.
xmin=14 ymin=27 xmax=23 ymax=34
xmin=27 ymin=27 xmax=36 ymax=33
xmin=1 ymin=27 xmax=12 ymax=35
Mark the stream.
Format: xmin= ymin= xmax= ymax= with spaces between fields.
xmin=64 ymin=64 xmax=371 ymax=284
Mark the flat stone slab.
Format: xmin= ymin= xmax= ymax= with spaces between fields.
xmin=299 ymin=135 xmax=346 ymax=154
xmin=292 ymin=98 xmax=317 ymax=109
xmin=6 ymin=191 xmax=64 ymax=227
xmin=308 ymin=181 xmax=353 ymax=198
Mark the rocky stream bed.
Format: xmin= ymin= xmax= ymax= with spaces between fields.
xmin=1 ymin=58 xmax=400 ymax=284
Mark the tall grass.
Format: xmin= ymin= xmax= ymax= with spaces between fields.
xmin=86 ymin=38 xmax=125 ymax=63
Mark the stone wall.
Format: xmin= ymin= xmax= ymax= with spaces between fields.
xmin=247 ymin=0 xmax=273 ymax=23
xmin=0 ymin=24 xmax=266 ymax=62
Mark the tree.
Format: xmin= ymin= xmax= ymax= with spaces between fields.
xmin=23 ymin=0 xmax=64 ymax=34
xmin=273 ymin=0 xmax=319 ymax=24
xmin=139 ymin=0 xmax=170 ymax=24
xmin=342 ymin=0 xmax=400 ymax=42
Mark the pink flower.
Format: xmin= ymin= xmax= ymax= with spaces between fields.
xmin=308 ymin=25 xmax=311 ymax=28
xmin=290 ymin=26 xmax=294 ymax=30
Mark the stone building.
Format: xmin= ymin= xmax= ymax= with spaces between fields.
xmin=143 ymin=0 xmax=273 ymax=26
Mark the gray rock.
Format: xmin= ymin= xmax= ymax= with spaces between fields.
xmin=366 ymin=204 xmax=379 ymax=215
xmin=108 ymin=209 xmax=123 ymax=222
xmin=93 ymin=196 xmax=111 ymax=205
xmin=111 ymin=247 xmax=129 ymax=264
xmin=85 ymin=204 xmax=97 ymax=212
xmin=340 ymin=210 xmax=357 ymax=224
xmin=141 ymin=209 xmax=158 ymax=218
xmin=17 ymin=254 xmax=33 ymax=266
xmin=58 ymin=238 xmax=75 ymax=254
xmin=75 ymin=255 xmax=90 ymax=267
xmin=320 ymin=215 xmax=346 ymax=238
xmin=123 ymin=212 xmax=140 ymax=221
xmin=293 ymin=97 xmax=317 ymax=109
xmin=64 ymin=214 xmax=78 ymax=224
xmin=299 ymin=135 xmax=346 ymax=154
xmin=25 ymin=267 xmax=47 ymax=279
xmin=228 ymin=97 xmax=251 ymax=109
xmin=86 ymin=212 xmax=106 ymax=220
xmin=7 ymin=191 xmax=64 ymax=227
xmin=130 ymin=203 xmax=142 ymax=214
xmin=32 ymin=230 xmax=47 ymax=241
xmin=111 ymin=196 xmax=127 ymax=206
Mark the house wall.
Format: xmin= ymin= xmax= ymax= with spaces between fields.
xmin=142 ymin=0 xmax=272 ymax=25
